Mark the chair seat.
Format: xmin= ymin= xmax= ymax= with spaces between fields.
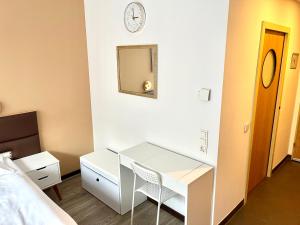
xmin=136 ymin=182 xmax=177 ymax=203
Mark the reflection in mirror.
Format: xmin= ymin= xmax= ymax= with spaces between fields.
xmin=117 ymin=45 xmax=157 ymax=98
xmin=262 ymin=49 xmax=276 ymax=88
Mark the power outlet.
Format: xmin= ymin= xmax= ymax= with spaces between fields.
xmin=200 ymin=129 xmax=208 ymax=154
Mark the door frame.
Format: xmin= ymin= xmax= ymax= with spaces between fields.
xmin=291 ymin=104 xmax=300 ymax=162
xmin=245 ymin=21 xmax=290 ymax=201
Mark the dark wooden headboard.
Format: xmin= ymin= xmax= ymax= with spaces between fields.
xmin=0 ymin=112 xmax=41 ymax=159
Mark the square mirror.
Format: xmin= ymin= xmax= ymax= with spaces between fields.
xmin=117 ymin=45 xmax=157 ymax=98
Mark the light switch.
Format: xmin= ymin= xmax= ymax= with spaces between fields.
xmin=198 ymin=88 xmax=211 ymax=101
xmin=244 ymin=123 xmax=250 ymax=133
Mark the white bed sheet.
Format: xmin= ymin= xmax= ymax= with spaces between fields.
xmin=0 ymin=158 xmax=77 ymax=225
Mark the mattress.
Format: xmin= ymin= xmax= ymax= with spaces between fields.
xmin=0 ymin=157 xmax=77 ymax=225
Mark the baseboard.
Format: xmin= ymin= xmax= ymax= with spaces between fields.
xmin=272 ymin=154 xmax=291 ymax=173
xmin=218 ymin=200 xmax=244 ymax=225
xmin=61 ymin=169 xmax=81 ymax=180
xmin=147 ymin=197 xmax=185 ymax=222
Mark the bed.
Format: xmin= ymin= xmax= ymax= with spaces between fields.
xmin=0 ymin=112 xmax=77 ymax=225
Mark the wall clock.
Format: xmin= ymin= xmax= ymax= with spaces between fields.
xmin=124 ymin=2 xmax=146 ymax=33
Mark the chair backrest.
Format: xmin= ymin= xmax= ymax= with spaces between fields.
xmin=131 ymin=162 xmax=161 ymax=185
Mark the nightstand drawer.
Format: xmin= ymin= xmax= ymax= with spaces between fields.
xmin=27 ymin=163 xmax=61 ymax=189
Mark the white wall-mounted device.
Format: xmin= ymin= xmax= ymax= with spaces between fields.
xmin=198 ymin=88 xmax=211 ymax=101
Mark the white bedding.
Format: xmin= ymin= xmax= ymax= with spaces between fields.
xmin=0 ymin=157 xmax=77 ymax=225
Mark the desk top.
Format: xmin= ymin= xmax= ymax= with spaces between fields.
xmin=120 ymin=143 xmax=213 ymax=188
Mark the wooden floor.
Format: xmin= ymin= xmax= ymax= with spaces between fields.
xmin=46 ymin=160 xmax=300 ymax=225
xmin=226 ymin=160 xmax=300 ymax=225
xmin=45 ymin=175 xmax=183 ymax=225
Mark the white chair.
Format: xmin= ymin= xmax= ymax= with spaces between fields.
xmin=130 ymin=162 xmax=177 ymax=225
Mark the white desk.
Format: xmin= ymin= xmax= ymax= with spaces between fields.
xmin=119 ymin=143 xmax=214 ymax=225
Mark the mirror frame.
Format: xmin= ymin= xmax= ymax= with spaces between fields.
xmin=117 ymin=44 xmax=158 ymax=99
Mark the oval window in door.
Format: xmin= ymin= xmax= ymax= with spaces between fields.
xmin=262 ymin=49 xmax=277 ymax=88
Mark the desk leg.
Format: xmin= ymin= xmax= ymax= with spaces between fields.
xmin=185 ymin=170 xmax=214 ymax=225
xmin=53 ymin=185 xmax=62 ymax=201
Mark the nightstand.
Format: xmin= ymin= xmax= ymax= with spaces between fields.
xmin=14 ymin=151 xmax=62 ymax=200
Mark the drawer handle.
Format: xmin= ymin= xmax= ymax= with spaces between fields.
xmin=38 ymin=176 xmax=49 ymax=180
xmin=96 ymin=178 xmax=99 ymax=182
xmin=36 ymin=166 xmax=47 ymax=171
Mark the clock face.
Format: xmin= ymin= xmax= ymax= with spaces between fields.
xmin=124 ymin=2 xmax=146 ymax=33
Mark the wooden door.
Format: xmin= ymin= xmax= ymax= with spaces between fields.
xmin=248 ymin=30 xmax=285 ymax=193
xmin=292 ymin=106 xmax=300 ymax=160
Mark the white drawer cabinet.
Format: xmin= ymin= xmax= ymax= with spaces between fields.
xmin=27 ymin=163 xmax=61 ymax=189
xmin=14 ymin=151 xmax=62 ymax=190
xmin=81 ymin=164 xmax=120 ymax=212
xmin=80 ymin=150 xmax=121 ymax=214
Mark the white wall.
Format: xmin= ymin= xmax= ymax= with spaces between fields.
xmin=84 ymin=0 xmax=229 ymax=167
xmin=214 ymin=0 xmax=300 ymax=224
xmin=289 ymin=71 xmax=300 ymax=156
xmin=0 ymin=0 xmax=93 ymax=175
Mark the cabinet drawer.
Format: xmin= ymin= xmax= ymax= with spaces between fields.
xmin=81 ymin=164 xmax=120 ymax=213
xmin=27 ymin=163 xmax=61 ymax=189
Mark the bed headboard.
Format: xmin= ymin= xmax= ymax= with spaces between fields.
xmin=0 ymin=111 xmax=41 ymax=159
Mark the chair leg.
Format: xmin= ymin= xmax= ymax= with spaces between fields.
xmin=131 ymin=174 xmax=137 ymax=225
xmin=156 ymin=187 xmax=162 ymax=225
xmin=156 ymin=203 xmax=161 ymax=225
xmin=130 ymin=191 xmax=135 ymax=225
